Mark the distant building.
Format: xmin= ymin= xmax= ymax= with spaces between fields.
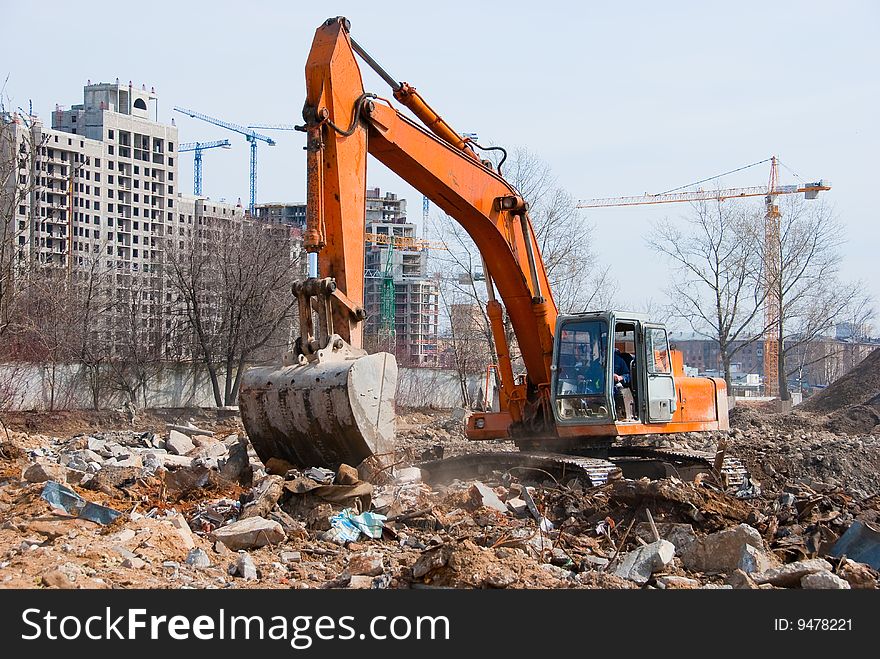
xmin=1 ymin=80 xmax=303 ymax=358
xmin=670 ymin=334 xmax=878 ymax=393
xmin=254 ymin=202 xmax=306 ymax=230
xmin=363 ymin=188 xmax=438 ymax=366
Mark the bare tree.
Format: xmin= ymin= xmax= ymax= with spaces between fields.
xmin=648 ymin=199 xmax=766 ymax=386
xmin=757 ymin=197 xmax=872 ymax=401
xmin=1 ymin=91 xmax=45 ymax=346
xmin=167 ymin=218 xmax=301 ymax=406
xmin=430 ymin=146 xmax=615 ymax=390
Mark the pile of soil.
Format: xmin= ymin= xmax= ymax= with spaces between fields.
xmin=796 ymin=348 xmax=880 ymax=434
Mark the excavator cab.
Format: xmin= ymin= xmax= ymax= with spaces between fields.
xmin=551 ymin=312 xmax=678 ymax=426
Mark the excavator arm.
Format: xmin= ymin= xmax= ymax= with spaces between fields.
xmin=302 ymin=16 xmax=558 ymax=428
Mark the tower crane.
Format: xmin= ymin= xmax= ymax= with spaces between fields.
xmin=247 ymin=124 xmax=299 ymax=132
xmin=178 ymin=139 xmax=231 ymax=196
xmin=577 ymin=156 xmax=832 ymax=398
xmin=173 ymin=107 xmax=276 ymax=213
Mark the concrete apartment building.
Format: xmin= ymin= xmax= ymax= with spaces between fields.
xmin=363 ymin=188 xmax=439 ymax=366
xmin=255 ymin=190 xmax=440 ymax=366
xmin=2 ymin=81 xmax=299 ymax=358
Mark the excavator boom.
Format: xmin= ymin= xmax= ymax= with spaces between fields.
xmin=239 ymin=17 xmax=731 ymax=476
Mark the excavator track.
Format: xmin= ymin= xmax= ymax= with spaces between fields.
xmin=417 ymin=447 xmax=750 ymax=491
xmin=608 ymin=446 xmax=749 ymax=489
xmin=418 ymin=451 xmax=622 ymax=487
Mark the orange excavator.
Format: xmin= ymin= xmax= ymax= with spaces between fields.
xmin=239 ymin=17 xmax=742 ymax=486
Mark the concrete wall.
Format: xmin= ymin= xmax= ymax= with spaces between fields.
xmin=0 ymin=362 xmax=492 ymax=412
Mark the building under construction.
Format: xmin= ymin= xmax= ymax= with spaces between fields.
xmin=363 ymin=188 xmax=439 ymax=366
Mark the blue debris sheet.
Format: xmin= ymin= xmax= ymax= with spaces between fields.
xmin=326 ymin=508 xmax=387 ymax=543
xmin=829 ymin=520 xmax=880 ymax=570
xmin=40 ymin=481 xmax=122 ymax=525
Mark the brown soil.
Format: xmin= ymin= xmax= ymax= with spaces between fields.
xmin=798 ymin=347 xmax=880 ymax=415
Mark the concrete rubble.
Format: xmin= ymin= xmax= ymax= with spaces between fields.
xmin=0 ymin=405 xmax=878 ymax=590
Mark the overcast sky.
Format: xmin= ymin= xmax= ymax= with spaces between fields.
xmin=2 ymin=0 xmax=877 ymax=318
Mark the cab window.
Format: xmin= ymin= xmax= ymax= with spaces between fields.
xmin=554 ymin=319 xmax=610 ymax=421
xmin=646 ymin=327 xmax=671 ymax=374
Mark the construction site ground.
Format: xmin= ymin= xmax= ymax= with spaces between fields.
xmin=1 ymin=351 xmax=878 ymax=590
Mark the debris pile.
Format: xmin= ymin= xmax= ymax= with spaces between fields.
xmin=0 ymin=407 xmax=878 ymax=589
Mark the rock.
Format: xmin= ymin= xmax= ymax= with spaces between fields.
xmin=264 ymin=457 xmax=296 ymax=476
xmin=220 ymin=437 xmax=251 ymax=485
xmin=122 ymin=557 xmax=146 ymax=569
xmin=161 ymin=454 xmax=194 ymax=468
xmin=166 ymin=515 xmax=196 ymax=551
xmin=335 ymin=463 xmax=360 ymax=485
xmin=110 ymin=529 xmax=136 ymax=544
xmin=726 ymin=569 xmax=761 ymax=589
xmin=635 ymin=522 xmax=697 ymax=553
xmin=305 ymin=503 xmax=334 ymax=531
xmin=241 ymin=475 xmax=285 ymax=520
xmin=23 ymin=462 xmax=67 ymax=484
xmin=109 ymin=454 xmax=143 ymax=469
xmin=280 ymin=551 xmax=301 ymax=564
xmin=166 ymin=424 xmax=213 ymax=438
xmin=469 ymin=481 xmax=508 ymax=513
xmin=167 ymin=430 xmax=195 ymax=456
xmin=801 ymin=571 xmax=851 ymax=590
xmin=680 ymin=524 xmax=767 ymax=574
xmin=656 ymin=575 xmax=701 ymax=589
xmin=231 ymin=552 xmax=258 ymax=580
xmin=506 ymin=498 xmax=528 ymax=516
xmin=412 ymin=545 xmax=453 ymax=578
xmin=394 ymin=467 xmax=422 ymax=484
xmin=753 ymin=558 xmax=834 ymax=587
xmin=41 ymin=569 xmax=77 ymax=589
xmin=348 ymin=575 xmax=374 ymax=589
xmin=193 ymin=443 xmax=228 ymax=460
xmin=613 ymin=539 xmax=675 ymax=584
xmin=346 ymin=552 xmax=384 ymax=577
xmin=213 ymin=516 xmax=285 ymax=551
xmin=738 ymin=544 xmax=775 ymax=574
xmin=142 ymin=452 xmax=163 ymax=473
xmin=191 ymin=434 xmax=218 ymax=448
xmin=837 ymin=559 xmax=878 ymax=589
xmin=185 ymin=548 xmax=212 ymax=568
xmin=66 ymin=449 xmax=104 ymax=465
xmin=86 ymin=437 xmax=107 ymax=453
xmin=483 ymin=565 xmax=517 ymax=588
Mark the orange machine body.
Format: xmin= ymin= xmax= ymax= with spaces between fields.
xmin=302 ymin=17 xmax=726 ymax=447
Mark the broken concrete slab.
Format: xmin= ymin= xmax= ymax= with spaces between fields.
xmin=412 ymin=545 xmax=453 ymax=579
xmin=166 ymin=424 xmax=214 ymax=438
xmin=165 ymin=515 xmax=196 ymax=551
xmin=801 ymin=571 xmax=851 ymax=589
xmin=122 ymin=556 xmax=146 ymax=569
xmin=613 ymin=539 xmax=675 ymax=584
xmin=280 ymin=551 xmax=302 ymax=564
xmin=348 ymin=575 xmax=373 ymax=589
xmin=108 ymin=454 xmax=143 ymax=469
xmin=506 ymin=497 xmax=528 ymax=516
xmin=345 ymin=552 xmax=384 ymax=577
xmin=837 ymin=558 xmax=878 ymax=589
xmin=725 ymin=569 xmax=762 ymax=589
xmin=213 ymin=516 xmax=285 ymax=551
xmin=656 ymin=575 xmax=701 ymax=589
xmin=241 ymin=475 xmax=285 ymax=520
xmin=680 ymin=523 xmax=768 ymax=574
xmin=230 ymin=552 xmax=258 ymax=580
xmin=220 ymin=437 xmax=252 ymax=485
xmin=166 ymin=430 xmax=195 ymax=456
xmin=635 ymin=522 xmax=697 ymax=553
xmin=23 ymin=462 xmax=68 ymax=484
xmin=185 ymin=548 xmax=212 ymax=568
xmin=752 ymin=558 xmax=834 ymax=587
xmin=469 ymin=482 xmax=507 ymax=513
xmin=394 ymin=467 xmax=422 ymax=484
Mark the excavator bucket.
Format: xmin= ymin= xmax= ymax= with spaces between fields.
xmin=239 ymin=351 xmax=397 ymax=472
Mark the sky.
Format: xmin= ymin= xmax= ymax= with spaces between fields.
xmin=2 ymin=0 xmax=877 ymax=317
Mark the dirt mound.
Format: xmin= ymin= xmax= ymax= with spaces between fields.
xmin=799 ymin=347 xmax=880 ymax=414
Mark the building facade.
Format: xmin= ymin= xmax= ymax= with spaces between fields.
xmin=2 ymin=81 xmax=303 ymax=361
